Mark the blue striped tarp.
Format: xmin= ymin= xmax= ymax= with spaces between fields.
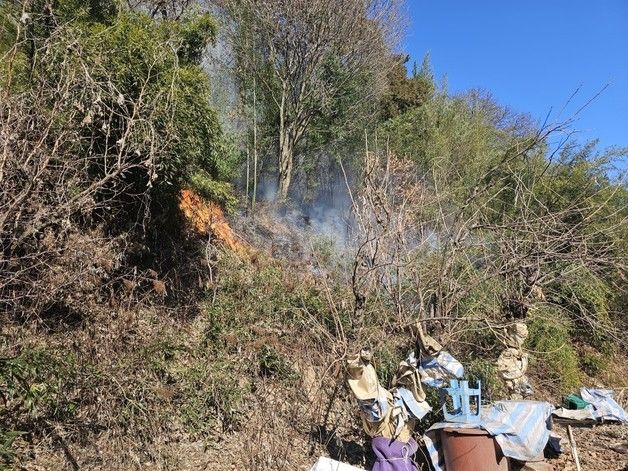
xmin=419 ymin=351 xmax=464 ymax=388
xmin=580 ymin=388 xmax=628 ymax=423
xmin=424 ymin=400 xmax=553 ymax=471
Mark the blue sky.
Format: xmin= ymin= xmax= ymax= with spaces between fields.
xmin=404 ymin=0 xmax=628 ymax=152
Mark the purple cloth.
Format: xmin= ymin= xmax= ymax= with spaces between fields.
xmin=371 ymin=437 xmax=418 ymax=471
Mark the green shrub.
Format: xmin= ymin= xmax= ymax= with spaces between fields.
xmin=138 ymin=337 xmax=251 ymax=436
xmin=0 ymin=349 xmax=79 ymax=465
xmin=311 ymin=235 xmax=336 ymax=264
xmin=0 ymin=349 xmax=78 ymax=421
xmin=579 ymin=349 xmax=611 ymax=377
xmin=374 ymin=345 xmax=405 ymax=388
xmin=189 ymin=170 xmax=238 ymax=213
xmin=414 ymin=387 xmax=444 ymax=436
xmin=464 ymin=358 xmax=506 ymax=402
xmin=258 ymin=346 xmax=297 ymax=381
xmin=0 ymin=429 xmax=24 ymax=467
xmin=175 ymin=360 xmax=250 ymax=435
xmin=526 ymin=309 xmax=581 ymax=393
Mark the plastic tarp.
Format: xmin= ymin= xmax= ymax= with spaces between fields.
xmin=580 ymin=388 xmax=628 ymax=423
xmin=424 ymin=400 xmax=553 ymax=471
xmin=309 ymin=457 xmax=366 ymax=471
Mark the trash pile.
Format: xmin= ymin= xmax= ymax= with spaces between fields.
xmin=344 ymin=324 xmax=463 ymax=470
xmin=553 ymin=388 xmax=628 ymax=423
xmin=496 ymin=322 xmax=533 ymax=399
xmin=309 ymin=321 xmax=628 ymax=471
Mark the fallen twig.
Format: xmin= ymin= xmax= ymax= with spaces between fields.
xmin=567 ymin=424 xmax=582 ymax=471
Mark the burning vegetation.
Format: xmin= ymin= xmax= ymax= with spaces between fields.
xmin=179 ymin=189 xmax=253 ymax=258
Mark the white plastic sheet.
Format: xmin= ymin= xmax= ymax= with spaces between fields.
xmin=308 ymin=456 xmax=366 ymax=471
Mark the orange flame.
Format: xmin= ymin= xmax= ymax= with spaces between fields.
xmin=179 ymin=189 xmax=250 ymax=257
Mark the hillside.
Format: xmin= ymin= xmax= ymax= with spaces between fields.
xmin=1 ymin=1 xmax=627 ymax=470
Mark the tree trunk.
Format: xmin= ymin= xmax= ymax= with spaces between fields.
xmin=277 ymin=130 xmax=294 ymax=200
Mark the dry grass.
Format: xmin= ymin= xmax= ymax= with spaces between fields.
xmin=2 ymin=207 xmax=626 ymax=470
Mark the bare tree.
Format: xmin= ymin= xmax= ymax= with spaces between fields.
xmin=346 ymin=119 xmax=627 ymax=350
xmin=126 ymin=0 xmax=198 ymax=18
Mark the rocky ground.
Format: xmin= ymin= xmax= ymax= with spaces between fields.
xmin=548 ymin=422 xmax=628 ymax=471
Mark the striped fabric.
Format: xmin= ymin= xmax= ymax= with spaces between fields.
xmin=580 ymin=388 xmax=628 ymax=423
xmin=424 ymin=400 xmax=553 ymax=471
xmin=419 ymin=351 xmax=464 ymax=388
